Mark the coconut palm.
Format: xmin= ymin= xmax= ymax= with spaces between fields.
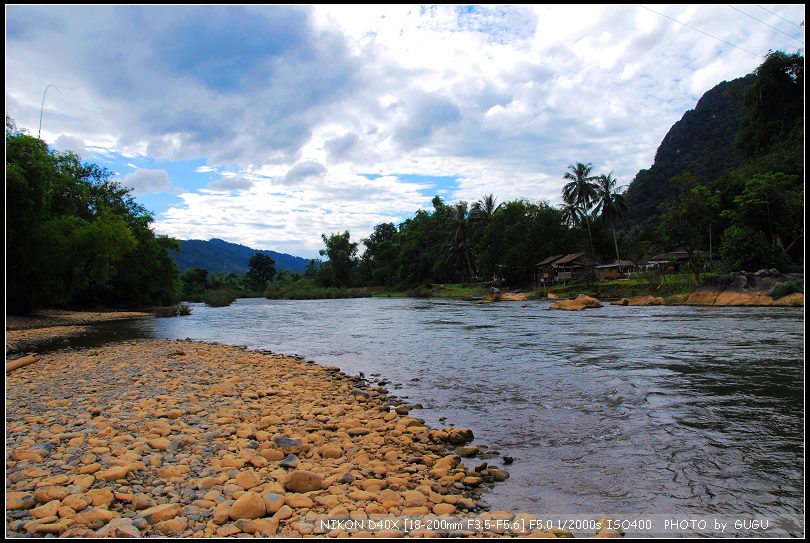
xmin=470 ymin=194 xmax=501 ymax=238
xmin=446 ymin=202 xmax=476 ymax=281
xmin=560 ymin=199 xmax=581 ymax=227
xmin=562 ymin=162 xmax=598 ymax=252
xmin=594 ymin=172 xmax=628 ymax=261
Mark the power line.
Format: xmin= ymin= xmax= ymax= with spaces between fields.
xmin=728 ymin=5 xmax=804 ymax=45
xmin=638 ymin=5 xmax=760 ymax=58
xmin=757 ymin=5 xmax=805 ymax=30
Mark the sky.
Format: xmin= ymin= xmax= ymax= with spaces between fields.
xmin=5 ymin=5 xmax=805 ymax=258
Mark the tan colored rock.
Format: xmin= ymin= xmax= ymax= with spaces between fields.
xmin=96 ymin=517 xmax=141 ymax=537
xmin=157 ymin=464 xmax=190 ymax=478
xmin=139 ymin=503 xmax=183 ymax=524
xmin=260 ymin=448 xmax=285 ymax=461
xmin=73 ymin=507 xmax=118 ymax=527
xmin=79 ymin=463 xmax=101 ymax=474
xmin=34 ymin=486 xmax=70 ymax=503
xmin=25 ymin=519 xmax=73 ymax=535
xmin=95 ymin=465 xmax=130 ymax=481
xmin=7 ymin=491 xmax=35 ymax=510
xmin=551 ymin=294 xmax=603 ymax=311
xmin=212 ymin=502 xmax=232 ymax=525
xmin=72 ymin=474 xmax=95 ymax=489
xmin=30 ymin=500 xmax=61 ymax=519
xmin=773 ymin=292 xmax=804 ymax=306
xmin=319 ymin=444 xmax=343 ymax=459
xmin=86 ymin=488 xmax=114 ymax=507
xmin=153 ymin=516 xmax=189 ymax=535
xmin=235 ymin=470 xmax=260 ymax=489
xmin=262 ymin=492 xmax=285 ymax=514
xmin=229 ymin=491 xmax=266 ymax=520
xmin=61 ymin=494 xmax=91 ymax=512
xmin=253 ymin=517 xmax=280 ymax=536
xmin=147 ymin=437 xmax=171 ymax=450
xmin=285 ymin=493 xmax=314 ymax=508
xmin=432 ymin=503 xmax=456 ymax=515
xmin=402 ymin=490 xmax=427 ymax=507
xmin=284 ymin=470 xmax=323 ymax=493
xmin=627 ymin=295 xmax=665 ymax=306
xmin=133 ymin=493 xmax=156 ymax=510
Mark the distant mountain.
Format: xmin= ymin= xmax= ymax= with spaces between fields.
xmin=624 ymin=74 xmax=754 ymax=225
xmin=171 ymin=238 xmax=310 ymax=275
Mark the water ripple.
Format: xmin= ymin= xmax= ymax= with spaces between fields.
xmin=147 ymin=298 xmax=803 ymax=526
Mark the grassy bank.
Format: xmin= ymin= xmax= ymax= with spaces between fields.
xmin=372 ymin=283 xmax=489 ymax=299
xmin=265 ymin=284 xmax=372 ymax=300
xmin=531 ymin=273 xmax=705 ymax=301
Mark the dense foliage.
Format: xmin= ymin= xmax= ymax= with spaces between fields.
xmin=178 ymin=251 xmax=276 ymax=305
xmin=6 ymin=118 xmax=180 ymax=313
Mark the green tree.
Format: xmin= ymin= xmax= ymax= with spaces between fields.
xmin=361 ymin=223 xmax=400 ymax=287
xmin=562 ymin=162 xmax=598 ymax=253
xmin=182 ymin=268 xmax=209 ymax=298
xmin=717 ymin=225 xmax=787 ymax=273
xmin=732 ymin=172 xmax=803 ymax=256
xmin=304 ymin=259 xmax=320 ymax=280
xmin=446 ymin=202 xmax=476 ymax=281
xmin=594 ymin=172 xmax=628 ymax=261
xmin=6 ymin=118 xmax=179 ymax=312
xmin=247 ymin=253 xmax=276 ymax=289
xmin=738 ymin=50 xmax=804 ymax=161
xmin=317 ymin=231 xmax=358 ymax=287
xmin=662 ymin=181 xmax=720 ymax=284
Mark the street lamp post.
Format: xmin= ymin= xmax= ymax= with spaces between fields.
xmin=38 ymin=84 xmax=60 ymax=139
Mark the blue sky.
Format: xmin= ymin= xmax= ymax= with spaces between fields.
xmin=5 ymin=5 xmax=805 ymax=257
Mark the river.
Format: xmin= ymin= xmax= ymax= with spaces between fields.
xmin=68 ymin=298 xmax=805 ymax=535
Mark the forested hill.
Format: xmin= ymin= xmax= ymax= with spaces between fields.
xmin=171 ymin=239 xmax=309 ymax=275
xmin=624 ymin=74 xmax=754 ymax=225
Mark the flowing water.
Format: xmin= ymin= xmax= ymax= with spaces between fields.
xmin=56 ymin=298 xmax=805 ymax=535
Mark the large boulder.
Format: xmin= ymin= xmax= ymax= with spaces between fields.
xmin=551 ymin=294 xmax=603 ymax=311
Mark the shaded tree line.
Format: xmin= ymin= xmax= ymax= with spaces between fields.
xmin=6 ymin=118 xmax=180 ymax=313
xmin=180 ymin=253 xmax=276 ymax=305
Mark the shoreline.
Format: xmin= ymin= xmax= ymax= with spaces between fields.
xmin=5 ymin=337 xmax=604 ymax=538
xmin=6 ymin=310 xmax=153 ymax=356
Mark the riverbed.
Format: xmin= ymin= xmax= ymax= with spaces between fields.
xmin=48 ymin=298 xmax=805 ymax=535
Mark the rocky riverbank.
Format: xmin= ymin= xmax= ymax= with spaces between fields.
xmin=685 ymin=269 xmax=803 ymax=306
xmin=6 ymin=310 xmax=152 ymax=355
xmin=6 ymin=340 xmax=610 ymax=538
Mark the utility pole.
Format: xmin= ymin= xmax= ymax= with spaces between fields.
xmin=38 ymin=84 xmax=60 ymax=139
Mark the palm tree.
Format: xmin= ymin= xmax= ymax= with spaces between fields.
xmin=562 ymin=162 xmax=598 ymax=252
xmin=470 ymin=194 xmax=501 ymax=234
xmin=594 ymin=172 xmax=628 ymax=261
xmin=447 ymin=202 xmax=476 ymax=281
xmin=561 ymin=199 xmax=585 ymax=228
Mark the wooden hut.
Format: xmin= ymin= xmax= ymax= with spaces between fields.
xmin=647 ymin=250 xmax=714 ymax=273
xmin=551 ymin=252 xmax=602 ymax=282
xmin=534 ymin=254 xmax=564 ymax=287
xmin=595 ymin=259 xmax=635 ymax=280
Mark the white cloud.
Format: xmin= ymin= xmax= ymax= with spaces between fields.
xmin=121 ymin=169 xmax=171 ymax=195
xmin=283 ymin=160 xmax=328 ymax=184
xmin=5 ymin=4 xmax=805 ymax=255
xmin=205 ymin=176 xmax=254 ymax=192
xmin=53 ymin=134 xmax=87 ymax=156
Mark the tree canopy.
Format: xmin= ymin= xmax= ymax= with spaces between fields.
xmin=6 ymin=117 xmax=180 ymax=313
